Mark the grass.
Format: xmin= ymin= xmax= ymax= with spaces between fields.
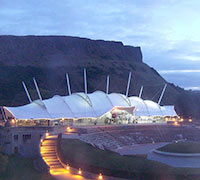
xmin=58 ymin=138 xmax=200 ymax=180
xmin=158 ymin=141 xmax=200 ymax=154
xmin=0 ymin=154 xmax=55 ymax=180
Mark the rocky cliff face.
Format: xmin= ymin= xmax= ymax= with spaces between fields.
xmin=0 ymin=36 xmax=142 ymax=67
xmin=0 ymin=35 xmax=199 ymax=119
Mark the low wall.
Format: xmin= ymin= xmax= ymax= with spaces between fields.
xmin=148 ymin=150 xmax=200 ymax=168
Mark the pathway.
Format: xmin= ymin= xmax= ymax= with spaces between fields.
xmin=40 ymin=135 xmax=92 ymax=180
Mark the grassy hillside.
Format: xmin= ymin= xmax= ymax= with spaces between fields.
xmin=58 ymin=138 xmax=200 ymax=180
xmin=0 ymin=61 xmax=176 ymax=106
xmin=0 ymin=154 xmax=55 ymax=180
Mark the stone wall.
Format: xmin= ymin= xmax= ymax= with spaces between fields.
xmin=0 ymin=126 xmax=53 ymax=157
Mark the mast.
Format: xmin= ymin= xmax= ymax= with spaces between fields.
xmin=125 ymin=72 xmax=132 ymax=97
xmin=139 ymin=86 xmax=143 ymax=98
xmin=84 ymin=68 xmax=87 ymax=94
xmin=1 ymin=107 xmax=6 ymax=120
xmin=22 ymin=81 xmax=32 ymax=103
xmin=158 ymin=83 xmax=167 ymax=105
xmin=33 ymin=77 xmax=42 ymax=101
xmin=66 ymin=73 xmax=72 ymax=95
xmin=106 ymin=75 xmax=110 ymax=94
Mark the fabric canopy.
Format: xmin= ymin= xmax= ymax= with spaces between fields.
xmin=4 ymin=91 xmax=177 ymax=119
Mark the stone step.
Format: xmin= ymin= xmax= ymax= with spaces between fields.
xmin=50 ymin=164 xmax=64 ymax=168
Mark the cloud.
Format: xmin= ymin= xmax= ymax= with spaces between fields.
xmin=185 ymin=87 xmax=200 ymax=91
xmin=159 ymin=70 xmax=200 ymax=74
xmin=159 ymin=70 xmax=200 ymax=89
xmin=0 ymin=0 xmax=200 ymax=89
xmin=175 ymin=55 xmax=200 ymax=61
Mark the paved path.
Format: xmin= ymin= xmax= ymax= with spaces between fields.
xmin=115 ymin=142 xmax=168 ymax=155
xmin=40 ymin=135 xmax=92 ymax=180
xmin=148 ymin=150 xmax=200 ymax=168
xmin=51 ymin=173 xmax=92 ymax=180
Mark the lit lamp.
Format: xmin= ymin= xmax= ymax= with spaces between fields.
xmin=67 ymin=126 xmax=71 ymax=132
xmin=189 ymin=118 xmax=192 ymax=122
xmin=174 ymin=121 xmax=178 ymax=125
xmin=180 ymin=118 xmax=184 ymax=122
xmin=78 ymin=168 xmax=82 ymax=175
xmin=66 ymin=164 xmax=70 ymax=170
xmin=98 ymin=173 xmax=103 ymax=180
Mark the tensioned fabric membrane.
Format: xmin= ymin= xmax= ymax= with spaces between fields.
xmin=4 ymin=91 xmax=177 ymax=120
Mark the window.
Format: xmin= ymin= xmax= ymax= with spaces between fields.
xmin=14 ymin=135 xmax=18 ymax=141
xmin=14 ymin=146 xmax=18 ymax=154
xmin=23 ymin=134 xmax=31 ymax=141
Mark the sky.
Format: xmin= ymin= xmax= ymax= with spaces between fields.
xmin=0 ymin=0 xmax=200 ymax=90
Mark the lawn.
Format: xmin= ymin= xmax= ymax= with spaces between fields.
xmin=58 ymin=138 xmax=200 ymax=180
xmin=158 ymin=141 xmax=200 ymax=154
xmin=0 ymin=154 xmax=55 ymax=180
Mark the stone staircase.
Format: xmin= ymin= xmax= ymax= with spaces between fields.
xmin=40 ymin=135 xmax=66 ymax=174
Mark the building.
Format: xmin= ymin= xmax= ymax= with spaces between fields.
xmin=0 ymin=126 xmax=52 ymax=156
xmin=3 ymin=91 xmax=177 ymax=126
xmin=1 ymin=70 xmax=178 ymax=126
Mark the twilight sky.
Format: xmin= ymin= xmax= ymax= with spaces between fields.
xmin=1 ymin=0 xmax=200 ymax=90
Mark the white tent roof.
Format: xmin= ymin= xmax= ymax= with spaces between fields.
xmin=4 ymin=91 xmax=177 ymax=119
xmin=63 ymin=93 xmax=97 ymax=118
xmin=161 ymin=106 xmax=177 ymax=116
xmin=87 ymin=91 xmax=113 ymax=117
xmin=144 ymin=100 xmax=163 ymax=116
xmin=107 ymin=93 xmax=130 ymax=107
xmin=5 ymin=100 xmax=51 ymax=119
xmin=129 ymin=96 xmax=150 ymax=116
xmin=43 ymin=95 xmax=74 ymax=118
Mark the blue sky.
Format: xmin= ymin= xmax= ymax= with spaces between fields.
xmin=1 ymin=0 xmax=200 ymax=90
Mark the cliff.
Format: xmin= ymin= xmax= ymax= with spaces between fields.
xmin=0 ymin=36 xmax=142 ymax=67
